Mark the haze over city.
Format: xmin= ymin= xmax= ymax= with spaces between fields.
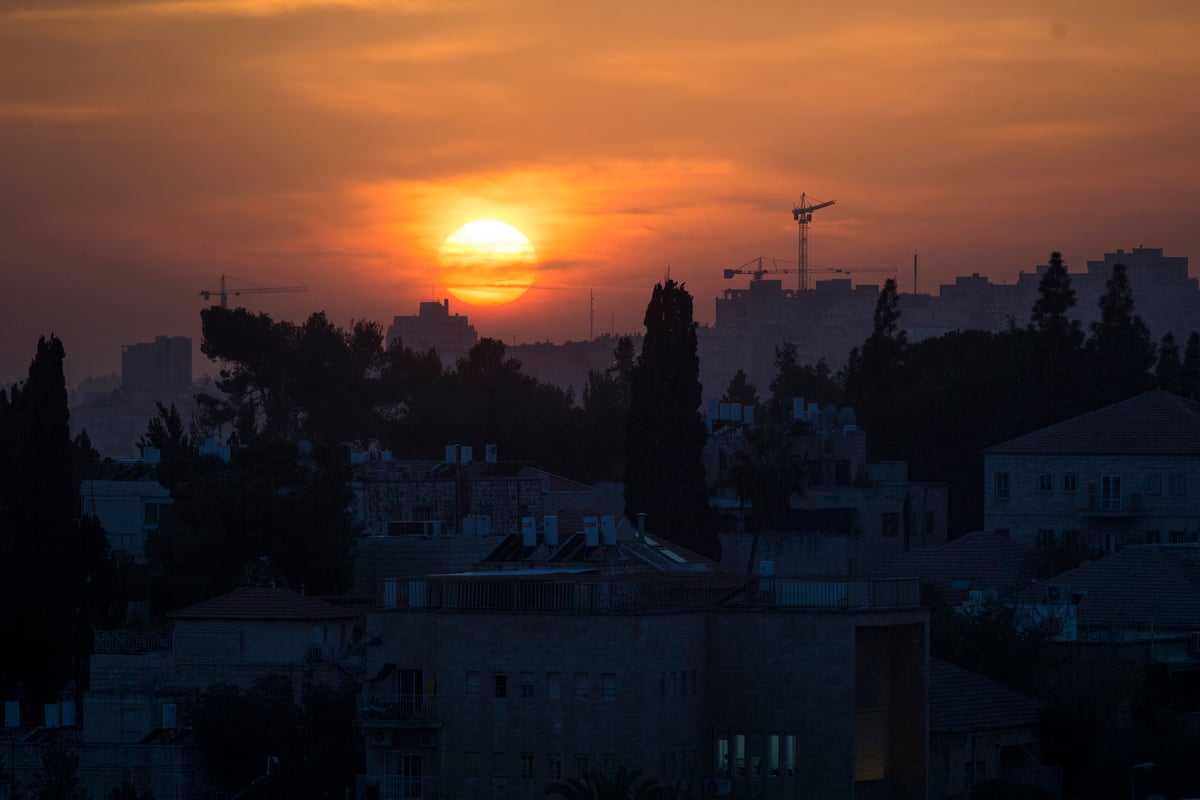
xmin=3 ymin=0 xmax=1199 ymax=383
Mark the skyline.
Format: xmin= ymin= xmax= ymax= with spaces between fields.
xmin=3 ymin=1 xmax=1199 ymax=384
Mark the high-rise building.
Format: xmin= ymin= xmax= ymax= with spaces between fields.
xmin=120 ymin=335 xmax=191 ymax=394
xmin=386 ymin=300 xmax=478 ymax=365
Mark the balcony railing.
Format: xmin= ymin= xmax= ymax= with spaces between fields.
xmin=94 ymin=629 xmax=173 ymax=654
xmin=356 ymin=774 xmax=438 ymax=800
xmin=1082 ymin=490 xmax=1141 ymax=515
xmin=378 ymin=575 xmax=920 ymax=613
xmin=359 ymin=692 xmax=439 ymax=722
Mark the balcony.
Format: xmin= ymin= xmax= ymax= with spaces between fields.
xmin=1080 ymin=490 xmax=1141 ymax=517
xmin=356 ymin=775 xmax=438 ymax=800
xmin=358 ymin=693 xmax=440 ymax=727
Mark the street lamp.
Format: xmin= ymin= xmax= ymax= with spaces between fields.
xmin=1130 ymin=761 xmax=1154 ymax=800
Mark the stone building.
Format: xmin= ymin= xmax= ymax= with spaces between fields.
xmin=984 ymin=391 xmax=1200 ymax=553
xmin=357 ymin=530 xmax=927 ymax=800
xmin=706 ymin=404 xmax=948 ymax=576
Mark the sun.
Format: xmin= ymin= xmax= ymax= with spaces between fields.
xmin=437 ymin=220 xmax=537 ymax=306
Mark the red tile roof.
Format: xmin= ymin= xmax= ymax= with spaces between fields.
xmin=986 ymin=391 xmax=1200 ymax=456
xmin=168 ymin=586 xmax=358 ymax=621
xmin=929 ymin=658 xmax=1042 ymax=734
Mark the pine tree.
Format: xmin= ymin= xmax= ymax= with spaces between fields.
xmin=1181 ymin=332 xmax=1200 ymax=400
xmin=624 ymin=280 xmax=717 ymax=559
xmin=1156 ymin=332 xmax=1182 ymax=393
xmin=1085 ymin=263 xmax=1156 ymax=404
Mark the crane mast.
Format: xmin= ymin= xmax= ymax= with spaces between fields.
xmin=791 ymin=193 xmax=836 ymax=291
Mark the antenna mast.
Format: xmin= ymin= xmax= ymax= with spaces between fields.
xmin=791 ymin=193 xmax=837 ymax=291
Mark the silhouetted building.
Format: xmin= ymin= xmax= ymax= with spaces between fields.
xmin=386 ymin=299 xmax=477 ymax=364
xmin=358 ymin=530 xmax=927 ymax=800
xmin=705 ymin=401 xmax=948 ymax=576
xmin=121 ymin=335 xmax=191 ymax=394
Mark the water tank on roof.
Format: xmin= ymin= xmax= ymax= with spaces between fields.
xmin=162 ymin=703 xmax=177 ymax=730
xmin=60 ymin=700 xmax=76 ymax=727
xmin=5 ymin=701 xmax=18 ymax=728
xmin=544 ymin=516 xmax=559 ymax=547
xmin=584 ymin=516 xmax=599 ymax=547
xmin=743 ymin=405 xmax=756 ymax=425
xmin=600 ymin=515 xmax=617 ymax=546
xmin=521 ymin=516 xmax=537 ymax=547
xmin=792 ymin=397 xmax=805 ymax=420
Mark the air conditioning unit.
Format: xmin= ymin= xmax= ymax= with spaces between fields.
xmin=419 ymin=732 xmax=436 ymax=748
xmin=1045 ymin=583 xmax=1069 ymax=603
xmin=703 ymin=778 xmax=733 ymax=797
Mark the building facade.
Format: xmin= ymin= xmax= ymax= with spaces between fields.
xmin=984 ymin=391 xmax=1200 ymax=553
xmin=386 ymin=300 xmax=478 ymax=365
xmin=358 ymin=570 xmax=927 ymax=800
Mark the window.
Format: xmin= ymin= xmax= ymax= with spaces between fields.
xmin=1145 ymin=474 xmax=1162 ymax=495
xmin=466 ymin=671 xmax=480 ymax=699
xmin=546 ymin=672 xmax=560 ymax=701
xmin=1146 ymin=530 xmax=1162 ymax=544
xmin=601 ymin=753 xmax=617 ymax=778
xmin=768 ymin=735 xmax=780 ymax=777
xmin=601 ymin=673 xmax=617 ymax=703
xmin=1170 ymin=530 xmax=1189 ymax=544
xmin=1039 ymin=473 xmax=1054 ymax=493
xmin=1170 ymin=473 xmax=1187 ymax=496
xmin=994 ymin=472 xmax=1010 ymax=500
xmin=520 ymin=753 xmax=534 ymax=781
xmin=574 ymin=672 xmax=588 ymax=700
xmin=575 ymin=755 xmax=589 ymax=778
xmin=881 ymin=512 xmax=900 ymax=537
xmin=925 ymin=510 xmax=935 ymax=536
xmin=785 ymin=735 xmax=796 ymax=777
xmin=716 ymin=737 xmax=730 ymax=776
xmin=1101 ymin=475 xmax=1122 ymax=510
xmin=547 ymin=753 xmax=562 ymax=781
xmin=965 ymin=759 xmax=986 ymax=787
xmin=520 ymin=672 xmax=534 ymax=698
xmin=494 ymin=673 xmax=507 ymax=699
xmin=1062 ymin=474 xmax=1077 ymax=493
xmin=466 ymin=752 xmax=480 ymax=778
xmin=734 ymin=734 xmax=745 ymax=776
xmin=1037 ymin=529 xmax=1055 ymax=548
xmin=493 ymin=753 xmax=506 ymax=778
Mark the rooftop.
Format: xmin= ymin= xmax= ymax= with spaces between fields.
xmin=169 ymin=586 xmax=359 ymax=621
xmin=929 ymin=658 xmax=1042 ymax=734
xmin=986 ymin=390 xmax=1200 ymax=456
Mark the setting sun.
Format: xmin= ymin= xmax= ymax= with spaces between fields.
xmin=437 ymin=220 xmax=537 ymax=306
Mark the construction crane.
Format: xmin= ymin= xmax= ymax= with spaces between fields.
xmin=199 ymin=275 xmax=308 ymax=309
xmin=723 ymin=257 xmax=895 ymax=282
xmin=792 ymin=193 xmax=837 ymax=292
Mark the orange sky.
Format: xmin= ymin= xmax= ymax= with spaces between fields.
xmin=3 ymin=0 xmax=1199 ymax=385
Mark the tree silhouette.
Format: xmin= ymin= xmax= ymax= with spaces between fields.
xmin=728 ymin=424 xmax=805 ymax=573
xmin=545 ymin=767 xmax=663 ymax=800
xmin=1180 ymin=332 xmax=1200 ymax=399
xmin=721 ymin=369 xmax=759 ymax=409
xmin=1085 ymin=263 xmax=1155 ymax=404
xmin=1156 ymin=332 xmax=1182 ymax=393
xmin=624 ymin=280 xmax=717 ymax=559
xmin=1030 ymin=252 xmax=1081 ymax=344
xmin=30 ymin=743 xmax=89 ymax=800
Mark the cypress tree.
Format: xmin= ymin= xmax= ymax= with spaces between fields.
xmin=624 ymin=280 xmax=717 ymax=559
xmin=1085 ymin=263 xmax=1155 ymax=404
